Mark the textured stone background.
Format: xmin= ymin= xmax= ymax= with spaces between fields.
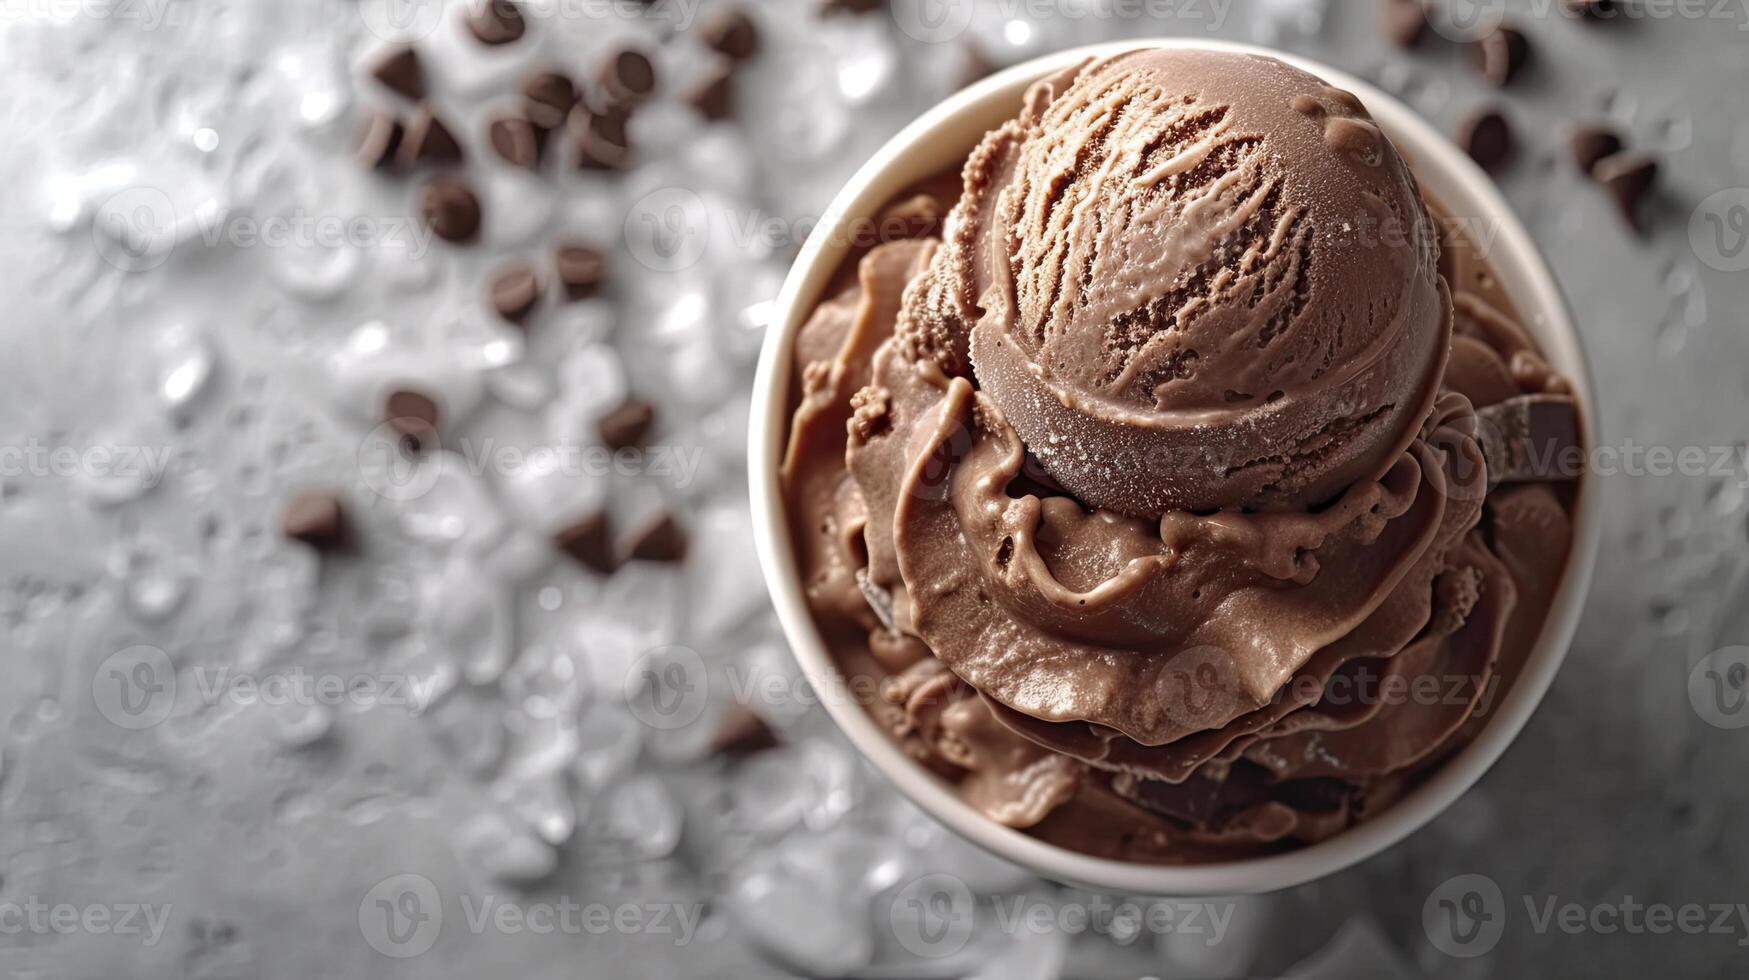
xmin=1 ymin=0 xmax=1746 ymax=977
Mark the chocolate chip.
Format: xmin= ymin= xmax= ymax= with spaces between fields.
xmin=489 ymin=262 xmax=543 ymax=325
xmin=355 ymin=109 xmax=404 ymax=171
xmin=419 ymin=177 xmax=482 ymax=243
xmin=1378 ymin=0 xmax=1427 ymax=48
xmin=383 ymin=388 xmax=441 ymax=451
xmin=711 ymin=706 xmax=778 ymax=757
xmin=625 ymin=511 xmax=687 ymax=563
xmin=467 ymin=0 xmax=526 ymax=45
xmin=555 ymin=512 xmax=615 ymax=574
xmin=598 ymin=400 xmax=655 ymax=450
xmin=488 ymin=111 xmax=540 ymax=169
xmin=397 ymin=104 xmax=464 ymax=169
xmin=1469 ymin=25 xmax=1530 ymax=87
xmin=1458 ymin=107 xmax=1514 ymax=173
xmin=701 ymin=7 xmax=759 ymax=60
xmin=282 ymin=490 xmax=348 ymax=552
xmin=1569 ymin=123 xmax=1624 ymax=175
xmin=598 ymin=48 xmax=657 ymax=106
xmin=554 ymin=244 xmax=607 ymax=300
xmin=1476 ymin=394 xmax=1583 ymax=484
xmin=1593 ymin=152 xmax=1658 ymax=232
xmin=685 ymin=66 xmax=734 ymax=122
xmin=568 ymin=103 xmax=631 ymax=170
xmin=369 ymin=45 xmax=426 ymax=101
xmin=818 ymin=0 xmax=883 ymax=14
xmin=522 ymin=71 xmax=580 ymax=130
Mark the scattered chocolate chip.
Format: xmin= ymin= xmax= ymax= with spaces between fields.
xmin=397 ymin=104 xmax=464 ymax=169
xmin=1476 ymin=394 xmax=1583 ymax=484
xmin=598 ymin=400 xmax=655 ymax=450
xmin=1469 ymin=25 xmax=1530 ymax=87
xmin=355 ymin=109 xmax=405 ymax=171
xmin=488 ymin=110 xmax=541 ymax=169
xmin=554 ymin=244 xmax=607 ymax=300
xmin=555 ymin=512 xmax=615 ymax=574
xmin=522 ymin=71 xmax=580 ymax=130
xmin=419 ymin=176 xmax=482 ymax=243
xmin=685 ymin=66 xmax=734 ymax=122
xmin=1569 ymin=123 xmax=1624 ymax=175
xmin=818 ymin=0 xmax=883 ymax=14
xmin=625 ymin=511 xmax=687 ymax=563
xmin=1593 ymin=151 xmax=1659 ymax=232
xmin=569 ymin=103 xmax=632 ymax=170
xmin=1458 ymin=107 xmax=1514 ymax=173
xmin=701 ymin=7 xmax=759 ymax=60
xmin=369 ymin=45 xmax=426 ymax=101
xmin=955 ymin=40 xmax=997 ymax=89
xmin=467 ymin=0 xmax=526 ymax=45
xmin=1378 ymin=0 xmax=1427 ymax=48
xmin=488 ymin=262 xmax=543 ymax=325
xmin=598 ymin=48 xmax=657 ymax=106
xmin=711 ymin=706 xmax=779 ymax=757
xmin=282 ymin=490 xmax=348 ymax=552
xmin=383 ymin=388 xmax=442 ymax=451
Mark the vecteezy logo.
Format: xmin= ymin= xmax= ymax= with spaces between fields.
xmin=356 ymin=420 xmax=443 ymax=503
xmin=889 ymin=874 xmax=975 ymax=959
xmin=1690 ymin=189 xmax=1749 ymax=273
xmin=357 ymin=0 xmax=446 ymax=41
xmin=91 ymin=645 xmax=177 ymax=730
xmin=624 ymin=188 xmax=708 ymax=273
xmin=622 ymin=644 xmax=709 ymax=731
xmin=1423 ymin=873 xmax=1505 ymax=958
xmin=1429 ymin=0 xmax=1505 ymax=40
xmin=891 ymin=0 xmax=976 ymax=44
xmin=359 ymin=873 xmax=442 ymax=958
xmin=1689 ymin=646 xmax=1749 ymax=730
xmin=91 ymin=187 xmax=178 ymax=272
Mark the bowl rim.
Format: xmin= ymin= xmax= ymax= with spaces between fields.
xmin=747 ymin=38 xmax=1601 ymax=896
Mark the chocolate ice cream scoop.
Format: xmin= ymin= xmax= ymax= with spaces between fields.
xmin=951 ymin=49 xmax=1449 ymax=516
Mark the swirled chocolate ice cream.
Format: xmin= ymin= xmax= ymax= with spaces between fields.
xmin=782 ymin=49 xmax=1582 ymax=862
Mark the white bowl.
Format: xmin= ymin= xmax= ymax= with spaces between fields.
xmin=748 ymin=39 xmax=1600 ymax=895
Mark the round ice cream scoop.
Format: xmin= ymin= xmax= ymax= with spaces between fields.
xmin=963 ymin=49 xmax=1450 ymax=516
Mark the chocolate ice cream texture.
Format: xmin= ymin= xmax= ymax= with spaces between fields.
xmin=781 ymin=49 xmax=1580 ymax=861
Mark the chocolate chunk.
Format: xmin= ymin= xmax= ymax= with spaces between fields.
xmin=568 ymin=104 xmax=632 ymax=170
xmin=1113 ymin=766 xmax=1270 ymax=826
xmin=1569 ymin=124 xmax=1624 ymax=175
xmin=1476 ymin=394 xmax=1583 ymax=484
xmin=522 ymin=71 xmax=580 ymax=131
xmin=488 ymin=111 xmax=540 ymax=169
xmin=625 ymin=511 xmax=687 ymax=563
xmin=489 ymin=262 xmax=542 ymax=325
xmin=419 ymin=176 xmax=482 ymax=243
xmin=1378 ymin=0 xmax=1427 ymax=48
xmin=711 ymin=706 xmax=779 ymax=757
xmin=1458 ymin=107 xmax=1514 ymax=173
xmin=701 ymin=6 xmax=759 ymax=60
xmin=397 ymin=104 xmax=464 ymax=169
xmin=685 ymin=66 xmax=734 ymax=122
xmin=467 ymin=0 xmax=526 ymax=45
xmin=598 ymin=400 xmax=655 ymax=450
xmin=1469 ymin=25 xmax=1529 ymax=87
xmin=555 ymin=512 xmax=615 ymax=574
xmin=874 ymin=194 xmax=942 ymax=242
xmin=383 ymin=388 xmax=441 ymax=451
xmin=355 ymin=109 xmax=404 ymax=171
xmin=598 ymin=48 xmax=657 ymax=106
xmin=554 ymin=244 xmax=607 ymax=300
xmin=282 ymin=490 xmax=348 ymax=552
xmin=369 ymin=45 xmax=426 ymax=101
xmin=1592 ymin=151 xmax=1658 ymax=232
